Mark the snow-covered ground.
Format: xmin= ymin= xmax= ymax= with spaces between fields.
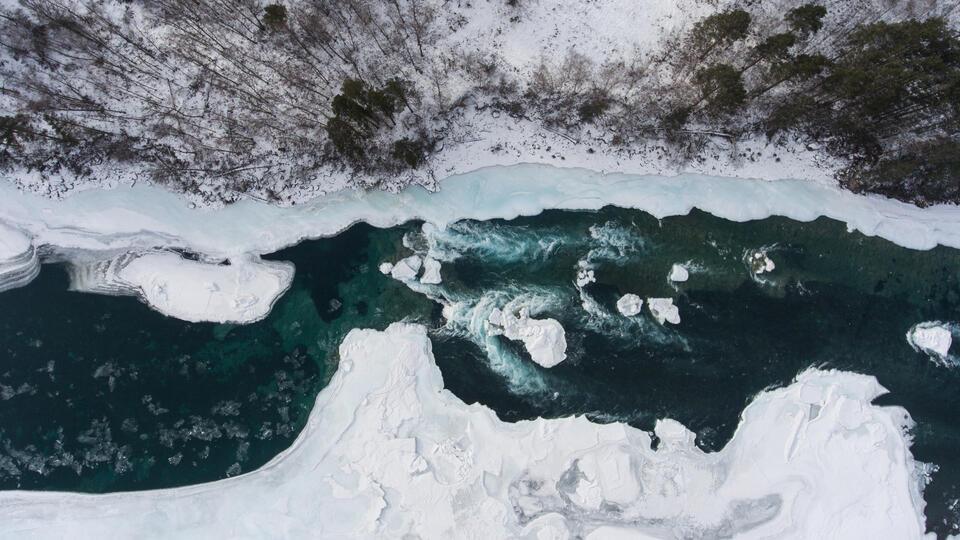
xmin=0 ymin=323 xmax=930 ymax=539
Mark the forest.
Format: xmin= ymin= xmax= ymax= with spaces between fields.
xmin=0 ymin=0 xmax=958 ymax=205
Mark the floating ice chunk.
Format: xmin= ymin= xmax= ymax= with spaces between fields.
xmin=668 ymin=264 xmax=689 ymax=282
xmin=390 ymin=255 xmax=422 ymax=281
xmin=121 ymin=252 xmax=292 ymax=323
xmin=576 ymin=268 xmax=596 ymax=287
xmin=0 ymin=324 xmax=931 ymax=539
xmin=378 ymin=262 xmax=394 ymax=275
xmin=0 ymin=222 xmax=39 ymax=293
xmin=751 ymin=251 xmax=776 ymax=274
xmin=420 ymin=257 xmax=442 ymax=285
xmin=488 ymin=306 xmax=567 ymax=368
xmin=907 ymin=322 xmax=953 ymax=361
xmin=647 ymin=298 xmax=680 ymax=325
xmin=616 ymin=294 xmax=643 ymax=316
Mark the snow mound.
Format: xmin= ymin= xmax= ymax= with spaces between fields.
xmin=69 ymin=251 xmax=293 ymax=323
xmin=420 ymin=257 xmax=442 ymax=285
xmin=616 ymin=294 xmax=643 ymax=316
xmin=0 ymin=222 xmax=39 ymax=293
xmin=648 ymin=297 xmax=680 ymax=325
xmin=0 ymin=324 xmax=930 ymax=539
xmin=488 ymin=306 xmax=567 ymax=368
xmin=907 ymin=322 xmax=953 ymax=361
xmin=669 ymin=263 xmax=689 ymax=282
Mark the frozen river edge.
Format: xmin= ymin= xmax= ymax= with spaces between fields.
xmin=0 ymin=324 xmax=931 ymax=539
xmin=3 ymin=164 xmax=960 ymax=322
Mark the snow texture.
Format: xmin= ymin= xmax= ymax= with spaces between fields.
xmin=390 ymin=255 xmax=423 ymax=282
xmin=0 ymin=324 xmax=931 ymax=539
xmin=616 ymin=294 xmax=644 ymax=316
xmin=419 ymin=257 xmax=442 ymax=285
xmin=488 ymin=306 xmax=568 ymax=368
xmin=648 ymin=298 xmax=681 ymax=325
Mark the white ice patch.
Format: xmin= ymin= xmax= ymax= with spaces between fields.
xmin=616 ymin=294 xmax=643 ymax=317
xmin=69 ymin=251 xmax=293 ymax=324
xmin=0 ymin=324 xmax=930 ymax=539
xmin=488 ymin=306 xmax=567 ymax=368
xmin=390 ymin=255 xmax=422 ymax=282
xmin=419 ymin=257 xmax=442 ymax=285
xmin=378 ymin=262 xmax=394 ymax=275
xmin=751 ymin=251 xmax=776 ymax=274
xmin=576 ymin=268 xmax=596 ymax=288
xmin=648 ymin=298 xmax=680 ymax=325
xmin=907 ymin=322 xmax=953 ymax=362
xmin=669 ymin=264 xmax=689 ymax=282
xmin=0 ymin=222 xmax=39 ymax=292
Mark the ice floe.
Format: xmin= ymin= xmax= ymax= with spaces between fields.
xmin=69 ymin=251 xmax=293 ymax=323
xmin=0 ymin=222 xmax=39 ymax=293
xmin=616 ymin=294 xmax=643 ymax=316
xmin=488 ymin=306 xmax=567 ymax=368
xmin=648 ymin=298 xmax=680 ymax=325
xmin=907 ymin=322 xmax=953 ymax=362
xmin=378 ymin=262 xmax=394 ymax=274
xmin=575 ymin=268 xmax=596 ymax=287
xmin=390 ymin=255 xmax=422 ymax=282
xmin=751 ymin=251 xmax=776 ymax=274
xmin=669 ymin=263 xmax=690 ymax=282
xmin=419 ymin=257 xmax=442 ymax=285
xmin=0 ymin=324 xmax=930 ymax=539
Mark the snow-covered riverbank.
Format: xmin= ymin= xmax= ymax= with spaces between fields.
xmin=3 ymin=164 xmax=960 ymax=323
xmin=0 ymin=323 xmax=931 ymax=539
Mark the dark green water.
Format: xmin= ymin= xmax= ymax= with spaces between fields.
xmin=1 ymin=208 xmax=959 ymax=536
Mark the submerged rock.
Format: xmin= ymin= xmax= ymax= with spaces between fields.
xmin=616 ymin=294 xmax=643 ymax=316
xmin=647 ymin=297 xmax=680 ymax=325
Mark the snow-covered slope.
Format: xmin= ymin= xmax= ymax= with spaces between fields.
xmin=0 ymin=324 xmax=929 ymax=539
xmin=0 ymin=222 xmax=39 ymax=293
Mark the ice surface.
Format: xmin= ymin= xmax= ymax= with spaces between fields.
xmin=575 ymin=268 xmax=596 ymax=287
xmin=751 ymin=251 xmax=776 ymax=274
xmin=0 ymin=324 xmax=930 ymax=539
xmin=669 ymin=263 xmax=689 ymax=282
xmin=420 ymin=257 xmax=442 ymax=285
xmin=0 ymin=222 xmax=39 ymax=293
xmin=4 ymin=164 xmax=960 ymax=323
xmin=616 ymin=294 xmax=643 ymax=317
xmin=70 ymin=251 xmax=293 ymax=323
xmin=648 ymin=298 xmax=680 ymax=325
xmin=390 ymin=255 xmax=422 ymax=282
xmin=907 ymin=322 xmax=953 ymax=361
xmin=378 ymin=262 xmax=394 ymax=274
xmin=487 ymin=306 xmax=567 ymax=368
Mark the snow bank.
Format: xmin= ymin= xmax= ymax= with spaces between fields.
xmin=648 ymin=297 xmax=680 ymax=325
xmin=69 ymin=251 xmax=293 ymax=324
xmin=0 ymin=222 xmax=39 ymax=292
xmin=0 ymin=324 xmax=930 ymax=539
xmin=488 ymin=306 xmax=567 ymax=368
xmin=616 ymin=294 xmax=643 ymax=316
xmin=907 ymin=322 xmax=953 ymax=361
xmin=669 ymin=263 xmax=689 ymax=282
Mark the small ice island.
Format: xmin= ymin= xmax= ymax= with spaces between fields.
xmin=907 ymin=322 xmax=953 ymax=361
xmin=488 ymin=306 xmax=567 ymax=368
